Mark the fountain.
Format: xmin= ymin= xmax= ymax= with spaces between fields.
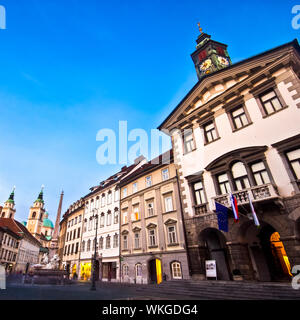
xmin=29 ymin=253 xmax=69 ymax=285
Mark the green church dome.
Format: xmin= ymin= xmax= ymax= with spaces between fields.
xmin=43 ymin=217 xmax=54 ymax=229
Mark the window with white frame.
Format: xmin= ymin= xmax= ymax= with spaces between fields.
xmin=147 ymin=201 xmax=154 ymax=217
xmin=230 ymin=105 xmax=250 ymax=130
xmin=107 ymin=210 xmax=112 ymax=226
xmin=148 ymin=229 xmax=157 ymax=246
xmin=114 ymin=209 xmax=119 ymax=224
xmin=183 ymin=130 xmax=195 ymax=153
xmin=136 ymin=264 xmax=142 ymax=277
xmin=193 ymin=181 xmax=206 ymax=205
xmin=99 ymin=237 xmax=103 ymax=250
xmin=164 ymin=195 xmax=173 ymax=212
xmin=218 ymin=173 xmax=231 ymax=194
xmin=101 ymin=194 xmax=106 ymax=207
xmin=259 ymin=89 xmax=284 ymax=115
xmin=146 ymin=176 xmax=152 ymax=187
xmin=106 ymin=235 xmax=111 ymax=249
xmin=132 ymin=182 xmax=138 ymax=193
xmin=162 ymin=168 xmax=169 ymax=181
xmin=96 ymin=197 xmax=99 ymax=208
xmin=123 ymin=235 xmax=128 ymax=250
xmin=286 ymin=148 xmax=300 ymax=180
xmin=107 ymin=192 xmax=112 ymax=204
xmin=231 ymin=162 xmax=250 ymax=191
xmin=251 ymin=161 xmax=271 ymax=185
xmin=203 ymin=121 xmax=218 ymax=144
xmin=88 ymin=218 xmax=92 ymax=231
xmin=113 ymin=234 xmax=118 ymax=248
xmin=114 ymin=189 xmax=119 ymax=202
xmin=87 ymin=239 xmax=91 ymax=251
xmin=123 ymin=264 xmax=129 ymax=276
xmin=134 ymin=232 xmax=140 ymax=249
xmin=171 ymin=262 xmax=182 ymax=279
xmin=100 ymin=213 xmax=105 ymax=228
xmin=167 ymin=225 xmax=177 ymax=244
xmin=123 ymin=188 xmax=127 ymax=198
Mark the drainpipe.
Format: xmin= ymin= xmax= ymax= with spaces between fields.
xmin=175 ymin=168 xmax=192 ymax=279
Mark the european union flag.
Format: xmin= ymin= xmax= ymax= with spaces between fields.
xmin=215 ymin=202 xmax=228 ymax=232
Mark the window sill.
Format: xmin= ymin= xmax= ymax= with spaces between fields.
xmin=204 ymin=136 xmax=221 ymax=146
xmin=262 ymin=105 xmax=288 ymax=119
xmin=183 ymin=148 xmax=197 ymax=156
xmin=148 ymin=245 xmax=158 ymax=249
xmin=163 ymin=210 xmax=177 ymax=215
xmin=167 ymin=243 xmax=179 ymax=247
xmin=133 ymin=248 xmax=142 ymax=251
xmin=145 ymin=214 xmax=158 ymax=220
xmin=232 ymin=122 xmax=253 ymax=133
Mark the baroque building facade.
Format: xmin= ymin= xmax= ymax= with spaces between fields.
xmin=158 ymin=32 xmax=300 ymax=281
xmin=75 ymin=158 xmax=146 ymax=281
xmin=119 ymin=151 xmax=190 ymax=284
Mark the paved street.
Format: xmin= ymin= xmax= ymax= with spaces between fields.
xmin=1 ymin=277 xmax=300 ymax=300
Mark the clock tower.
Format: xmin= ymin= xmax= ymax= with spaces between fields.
xmin=191 ymin=26 xmax=232 ymax=80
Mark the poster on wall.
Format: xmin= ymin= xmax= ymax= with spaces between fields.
xmin=205 ymin=260 xmax=217 ymax=279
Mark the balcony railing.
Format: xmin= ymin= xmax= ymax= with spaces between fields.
xmin=194 ymin=204 xmax=208 ymax=215
xmin=213 ymin=183 xmax=280 ymax=207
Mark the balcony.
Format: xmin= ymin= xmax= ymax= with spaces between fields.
xmin=213 ymin=183 xmax=280 ymax=207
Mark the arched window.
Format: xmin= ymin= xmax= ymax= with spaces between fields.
xmin=101 ymin=194 xmax=106 ymax=207
xmin=100 ymin=213 xmax=105 ymax=228
xmin=99 ymin=237 xmax=103 ymax=249
xmin=107 ymin=210 xmax=112 ymax=226
xmin=107 ymin=191 xmax=112 ymax=204
xmin=135 ymin=263 xmax=142 ymax=277
xmin=87 ymin=239 xmax=91 ymax=251
xmin=113 ymin=234 xmax=118 ymax=248
xmin=231 ymin=162 xmax=250 ymax=191
xmin=123 ymin=264 xmax=129 ymax=276
xmin=106 ymin=235 xmax=111 ymax=249
xmin=32 ymin=212 xmax=36 ymax=219
xmin=114 ymin=209 xmax=119 ymax=224
xmin=96 ymin=196 xmax=99 ymax=209
xmin=171 ymin=261 xmax=182 ymax=279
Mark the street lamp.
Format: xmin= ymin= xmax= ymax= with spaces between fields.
xmin=90 ymin=209 xmax=98 ymax=291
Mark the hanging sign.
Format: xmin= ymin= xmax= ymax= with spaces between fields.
xmin=205 ymin=260 xmax=217 ymax=279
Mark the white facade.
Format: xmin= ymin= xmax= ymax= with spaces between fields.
xmin=15 ymin=237 xmax=40 ymax=273
xmin=80 ymin=185 xmax=121 ymax=281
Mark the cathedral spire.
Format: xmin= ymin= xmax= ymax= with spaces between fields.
xmin=191 ymin=26 xmax=232 ymax=80
xmin=6 ymin=186 xmax=16 ymax=204
xmin=36 ymin=185 xmax=45 ymax=204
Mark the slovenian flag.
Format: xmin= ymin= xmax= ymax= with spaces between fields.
xmin=230 ymin=193 xmax=239 ymax=222
xmin=248 ymin=191 xmax=260 ymax=227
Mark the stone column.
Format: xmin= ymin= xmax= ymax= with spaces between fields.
xmin=226 ymin=242 xmax=255 ymax=280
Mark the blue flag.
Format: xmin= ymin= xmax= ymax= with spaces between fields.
xmin=215 ymin=202 xmax=228 ymax=232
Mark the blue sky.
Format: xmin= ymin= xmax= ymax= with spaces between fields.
xmin=0 ymin=0 xmax=298 ymax=223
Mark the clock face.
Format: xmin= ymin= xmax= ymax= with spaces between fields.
xmin=217 ymin=55 xmax=229 ymax=67
xmin=200 ymin=59 xmax=212 ymax=71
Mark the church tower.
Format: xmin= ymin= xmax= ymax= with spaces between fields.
xmin=191 ymin=24 xmax=232 ymax=80
xmin=1 ymin=187 xmax=16 ymax=219
xmin=27 ymin=186 xmax=46 ymax=240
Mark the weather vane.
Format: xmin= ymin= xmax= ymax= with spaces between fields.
xmin=197 ymin=22 xmax=203 ymax=34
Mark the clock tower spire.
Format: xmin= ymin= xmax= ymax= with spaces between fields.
xmin=191 ymin=25 xmax=232 ymax=80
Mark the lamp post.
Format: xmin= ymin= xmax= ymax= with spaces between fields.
xmin=90 ymin=209 xmax=98 ymax=291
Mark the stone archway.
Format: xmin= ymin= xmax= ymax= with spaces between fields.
xmin=237 ymin=220 xmax=292 ymax=282
xmin=199 ymin=228 xmax=231 ymax=280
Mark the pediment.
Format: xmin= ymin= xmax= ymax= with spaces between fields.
xmin=205 ymin=146 xmax=268 ymax=172
xmin=164 ymin=218 xmax=177 ymax=225
xmin=146 ymin=223 xmax=157 ymax=229
xmin=159 ymin=40 xmax=300 ymax=131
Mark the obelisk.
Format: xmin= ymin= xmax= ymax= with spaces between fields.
xmin=49 ymin=190 xmax=64 ymax=259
